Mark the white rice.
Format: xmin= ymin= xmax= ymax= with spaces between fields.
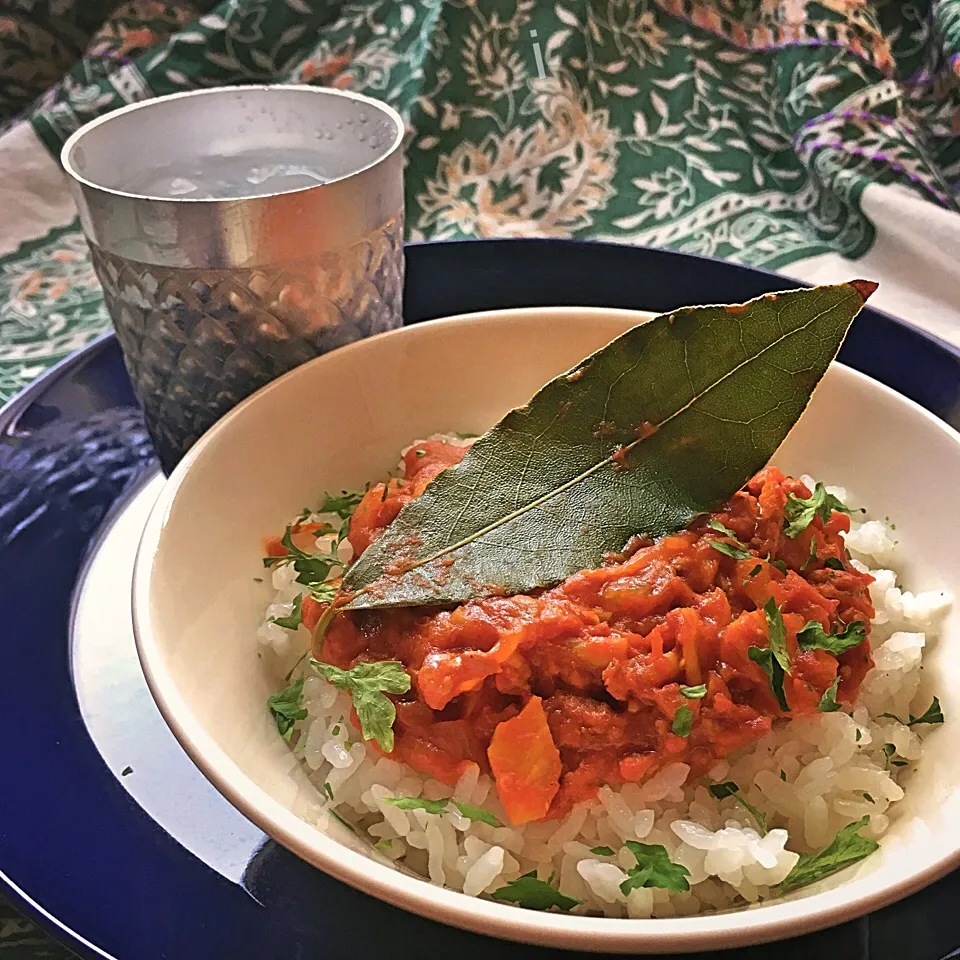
xmin=258 ymin=476 xmax=952 ymax=916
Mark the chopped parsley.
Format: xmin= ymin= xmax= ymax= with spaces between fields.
xmin=672 ymin=706 xmax=694 ymax=737
xmin=330 ymin=810 xmax=356 ymax=834
xmin=310 ymin=582 xmax=338 ymax=605
xmin=780 ymin=770 xmax=787 ymax=781
xmin=591 ymin=846 xmax=615 ymax=857
xmin=748 ymin=564 xmax=763 ymax=577
xmin=317 ymin=489 xmax=365 ymax=521
xmin=855 ymin=729 xmax=862 ymax=742
xmin=880 ymin=697 xmax=944 ymax=728
xmin=707 ymin=519 xmax=738 ymax=538
xmin=619 ymin=842 xmax=691 ymax=895
xmin=263 ymin=524 xmax=346 ymax=588
xmin=323 ymin=782 xmax=334 ymax=800
xmin=385 ymin=796 xmax=448 ymax=816
xmin=882 ymin=743 xmax=896 ymax=769
xmin=266 ymin=676 xmax=307 ymax=740
xmin=797 ymin=619 xmax=867 ymax=655
xmin=453 ymin=800 xmax=502 ymax=827
xmin=707 ymin=781 xmax=767 ymax=833
xmin=783 ymin=483 xmax=854 ymax=538
xmin=680 ymin=684 xmax=707 ymax=699
xmin=375 ymin=838 xmax=394 ymax=852
xmin=818 ymin=677 xmax=842 ymax=713
xmin=268 ymin=593 xmax=304 ymax=630
xmin=383 ymin=796 xmax=502 ymax=827
xmin=311 ymin=659 xmax=411 ymax=752
xmin=862 ymin=793 xmax=874 ymax=803
xmin=490 ymin=872 xmax=583 ymax=911
xmin=770 ymin=559 xmax=789 ymax=574
xmin=764 ymin=598 xmax=791 ymax=675
xmin=778 ymin=816 xmax=879 ymax=893
xmin=708 ymin=539 xmax=753 ymax=561
xmin=802 ymin=537 xmax=818 ymax=570
xmin=824 ymin=557 xmax=846 ymax=571
xmin=748 ymin=646 xmax=789 ymax=712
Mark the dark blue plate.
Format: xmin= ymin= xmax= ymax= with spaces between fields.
xmin=1 ymin=240 xmax=959 ymax=960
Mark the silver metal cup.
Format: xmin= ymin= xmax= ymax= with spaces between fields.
xmin=62 ymin=85 xmax=405 ymax=474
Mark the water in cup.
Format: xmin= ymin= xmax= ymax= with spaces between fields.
xmin=121 ymin=146 xmax=332 ymax=200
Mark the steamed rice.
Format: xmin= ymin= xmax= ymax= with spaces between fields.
xmin=257 ymin=472 xmax=952 ymax=916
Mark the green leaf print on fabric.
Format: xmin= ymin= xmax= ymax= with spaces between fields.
xmin=0 ymin=0 xmax=956 ymax=406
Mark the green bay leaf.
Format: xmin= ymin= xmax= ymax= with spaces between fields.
xmin=335 ymin=283 xmax=874 ymax=613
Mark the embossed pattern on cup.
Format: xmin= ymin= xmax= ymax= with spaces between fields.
xmin=62 ymin=85 xmax=405 ymax=473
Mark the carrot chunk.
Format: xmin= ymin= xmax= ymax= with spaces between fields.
xmin=487 ymin=696 xmax=561 ymax=825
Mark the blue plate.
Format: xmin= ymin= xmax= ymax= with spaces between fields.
xmin=2 ymin=240 xmax=959 ymax=960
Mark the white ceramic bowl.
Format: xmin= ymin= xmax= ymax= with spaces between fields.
xmin=133 ymin=307 xmax=960 ymax=953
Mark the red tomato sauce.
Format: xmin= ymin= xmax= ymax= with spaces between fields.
xmin=310 ymin=440 xmax=875 ymax=826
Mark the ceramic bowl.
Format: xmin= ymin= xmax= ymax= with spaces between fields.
xmin=133 ymin=307 xmax=960 ymax=953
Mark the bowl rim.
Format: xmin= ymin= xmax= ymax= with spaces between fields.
xmin=132 ymin=305 xmax=960 ymax=953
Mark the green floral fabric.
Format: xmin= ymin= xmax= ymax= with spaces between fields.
xmin=1 ymin=0 xmax=960 ymax=954
xmin=0 ymin=0 xmax=958 ymax=402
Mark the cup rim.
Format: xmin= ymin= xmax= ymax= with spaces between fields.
xmin=60 ymin=84 xmax=406 ymax=204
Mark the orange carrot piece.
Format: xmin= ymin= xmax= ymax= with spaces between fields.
xmin=487 ymin=696 xmax=561 ymax=825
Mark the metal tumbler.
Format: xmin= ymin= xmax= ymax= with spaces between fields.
xmin=61 ymin=85 xmax=405 ymax=474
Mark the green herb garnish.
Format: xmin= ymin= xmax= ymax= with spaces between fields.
xmin=672 ymin=706 xmax=693 ymax=737
xmin=707 ymin=519 xmax=738 ymax=538
xmin=862 ymin=792 xmax=874 ymax=803
xmin=749 ymin=647 xmax=790 ymax=712
xmin=490 ymin=872 xmax=583 ymax=911
xmin=764 ymin=598 xmax=791 ymax=674
xmin=620 ymin=842 xmax=691 ymax=895
xmin=311 ymin=660 xmax=411 ymax=752
xmin=798 ymin=619 xmax=867 ymax=655
xmin=749 ymin=564 xmax=763 ymax=577
xmin=317 ymin=489 xmax=365 ymax=521
xmin=267 ymin=676 xmax=307 ymax=740
xmin=268 ymin=593 xmax=304 ymax=630
xmin=310 ymin=583 xmax=338 ymax=604
xmin=707 ymin=781 xmax=767 ymax=833
xmin=818 ymin=677 xmax=842 ymax=712
xmin=824 ymin=557 xmax=845 ymax=570
xmin=880 ymin=697 xmax=944 ymax=728
xmin=453 ymin=800 xmax=502 ymax=827
xmin=330 ymin=810 xmax=356 ymax=834
xmin=323 ymin=782 xmax=334 ymax=800
xmin=708 ymin=539 xmax=754 ymax=560
xmin=263 ymin=524 xmax=346 ymax=588
xmin=680 ymin=684 xmax=707 ymax=699
xmin=783 ymin=483 xmax=853 ymax=538
xmin=778 ymin=816 xmax=879 ymax=893
xmin=591 ymin=846 xmax=615 ymax=857
xmin=383 ymin=796 xmax=502 ymax=827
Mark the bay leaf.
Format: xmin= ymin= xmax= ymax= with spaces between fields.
xmin=334 ymin=282 xmax=875 ymax=614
